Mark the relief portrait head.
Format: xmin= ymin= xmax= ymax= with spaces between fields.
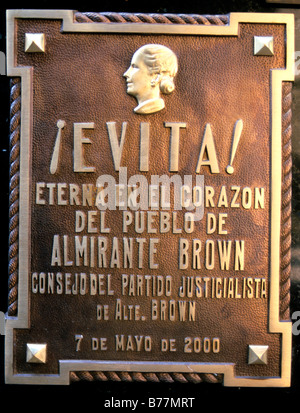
xmin=123 ymin=44 xmax=178 ymax=115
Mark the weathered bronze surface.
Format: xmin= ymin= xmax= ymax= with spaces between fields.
xmin=5 ymin=10 xmax=294 ymax=386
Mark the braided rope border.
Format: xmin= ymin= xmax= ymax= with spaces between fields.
xmin=70 ymin=370 xmax=222 ymax=384
xmin=6 ymin=12 xmax=292 ymax=384
xmin=280 ymin=82 xmax=292 ymax=321
xmin=8 ymin=78 xmax=20 ymax=316
xmin=74 ymin=11 xmax=229 ymax=25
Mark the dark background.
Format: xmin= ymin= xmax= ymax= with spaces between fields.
xmin=1 ymin=0 xmax=300 ymax=408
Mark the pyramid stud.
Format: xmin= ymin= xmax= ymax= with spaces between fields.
xmin=25 ymin=33 xmax=45 ymax=53
xmin=254 ymin=36 xmax=274 ymax=56
xmin=248 ymin=344 xmax=268 ymax=365
xmin=26 ymin=343 xmax=47 ymax=363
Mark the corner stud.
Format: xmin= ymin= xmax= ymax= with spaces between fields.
xmin=26 ymin=343 xmax=47 ymax=363
xmin=254 ymin=36 xmax=274 ymax=56
xmin=248 ymin=344 xmax=268 ymax=365
xmin=25 ymin=33 xmax=45 ymax=53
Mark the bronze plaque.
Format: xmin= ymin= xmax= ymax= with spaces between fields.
xmin=5 ymin=10 xmax=294 ymax=386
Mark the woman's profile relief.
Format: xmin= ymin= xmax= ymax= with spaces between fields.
xmin=123 ymin=44 xmax=178 ymax=115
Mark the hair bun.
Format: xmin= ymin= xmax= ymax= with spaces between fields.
xmin=160 ymin=75 xmax=175 ymax=95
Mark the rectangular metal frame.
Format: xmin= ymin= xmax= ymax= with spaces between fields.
xmin=5 ymin=9 xmax=295 ymax=386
